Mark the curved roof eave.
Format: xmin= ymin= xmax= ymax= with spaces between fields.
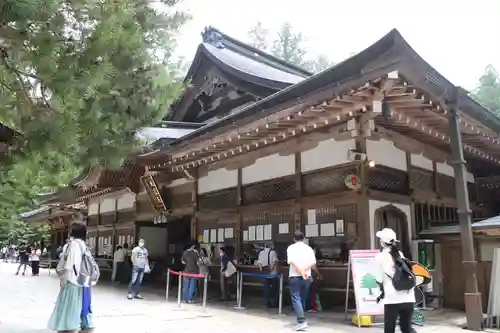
xmin=155 ymin=29 xmax=500 ymax=151
xmin=199 ymin=43 xmax=303 ymax=90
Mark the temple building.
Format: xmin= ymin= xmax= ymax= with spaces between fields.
xmin=21 ymin=28 xmax=500 ymax=316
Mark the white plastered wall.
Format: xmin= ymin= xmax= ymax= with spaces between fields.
xmin=368 ymin=199 xmax=412 ymax=249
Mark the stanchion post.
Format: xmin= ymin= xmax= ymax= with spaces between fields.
xmin=278 ymin=274 xmax=283 ymax=316
xmin=177 ymin=272 xmax=182 ymax=308
xmin=202 ymin=273 xmax=208 ymax=312
xmin=165 ymin=268 xmax=170 ymax=301
xmin=233 ymin=271 xmax=246 ymax=310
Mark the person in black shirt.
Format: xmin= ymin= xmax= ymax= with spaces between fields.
xmin=16 ymin=243 xmax=30 ymax=276
xmin=181 ymin=241 xmax=200 ymax=303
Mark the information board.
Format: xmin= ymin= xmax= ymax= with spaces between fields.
xmin=348 ymin=250 xmax=384 ymax=316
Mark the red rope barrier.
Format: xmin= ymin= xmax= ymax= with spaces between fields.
xmin=169 ymin=270 xmax=181 ymax=276
xmin=181 ymin=272 xmax=205 ymax=278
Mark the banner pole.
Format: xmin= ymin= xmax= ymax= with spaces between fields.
xmin=344 ymin=253 xmax=351 ymax=321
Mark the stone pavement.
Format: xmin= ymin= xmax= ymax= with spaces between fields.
xmin=0 ymin=262 xmax=473 ymax=332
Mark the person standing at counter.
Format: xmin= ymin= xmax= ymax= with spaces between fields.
xmin=287 ymin=231 xmax=316 ymax=331
xmin=257 ymin=244 xmax=279 ymax=308
xmin=181 ymin=241 xmax=200 ymax=303
xmin=112 ymin=246 xmax=125 ymax=283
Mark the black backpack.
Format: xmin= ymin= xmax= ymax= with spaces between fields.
xmin=390 ymin=257 xmax=416 ymax=291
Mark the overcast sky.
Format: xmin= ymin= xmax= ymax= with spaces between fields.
xmin=172 ymin=0 xmax=499 ymax=91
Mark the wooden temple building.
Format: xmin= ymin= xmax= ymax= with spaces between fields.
xmin=20 ymin=28 xmax=500 ymax=319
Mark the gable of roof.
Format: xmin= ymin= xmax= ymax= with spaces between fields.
xmin=158 ymin=29 xmax=500 ymax=152
xmin=168 ymin=26 xmax=312 ymax=122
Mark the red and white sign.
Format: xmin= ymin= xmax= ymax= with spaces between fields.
xmin=349 ymin=250 xmax=384 ymax=316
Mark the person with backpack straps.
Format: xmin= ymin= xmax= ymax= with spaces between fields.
xmin=374 ymin=228 xmax=416 ymax=333
xmin=48 ymin=218 xmax=100 ymax=333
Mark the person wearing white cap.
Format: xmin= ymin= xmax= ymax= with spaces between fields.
xmin=374 ymin=228 xmax=415 ymax=333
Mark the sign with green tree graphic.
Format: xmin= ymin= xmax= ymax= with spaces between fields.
xmin=360 ymin=273 xmax=378 ymax=295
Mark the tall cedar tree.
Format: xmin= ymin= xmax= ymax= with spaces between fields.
xmin=473 ymin=65 xmax=500 ymax=117
xmin=247 ymin=22 xmax=334 ymax=73
xmin=0 ymin=0 xmax=188 ymax=169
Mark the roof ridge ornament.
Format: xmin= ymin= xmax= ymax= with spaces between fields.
xmin=201 ymin=27 xmax=225 ymax=49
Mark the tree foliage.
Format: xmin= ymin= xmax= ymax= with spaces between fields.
xmin=247 ymin=22 xmax=334 ymax=73
xmin=0 ymin=150 xmax=78 ymax=244
xmin=1 ymin=0 xmax=189 ymax=169
xmin=473 ymin=65 xmax=500 ymax=116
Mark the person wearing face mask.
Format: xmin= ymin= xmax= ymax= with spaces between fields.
xmin=374 ymin=228 xmax=415 ymax=333
xmin=127 ymin=239 xmax=149 ymax=300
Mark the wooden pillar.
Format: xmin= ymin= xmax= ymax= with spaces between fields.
xmin=448 ymin=88 xmax=482 ymax=330
xmin=356 ymin=115 xmax=371 ymax=249
xmin=112 ymin=199 xmax=118 ymax=252
xmin=190 ymin=168 xmax=198 ymax=240
xmin=432 ymin=162 xmax=438 ymax=195
xmin=236 ymin=168 xmax=243 ymax=258
xmin=293 ymin=151 xmax=302 ymax=233
xmin=406 ymin=152 xmax=416 ymax=242
xmin=96 ymin=203 xmax=101 ymax=256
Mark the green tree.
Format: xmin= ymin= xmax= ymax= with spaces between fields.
xmin=360 ymin=273 xmax=378 ymax=295
xmin=271 ymin=23 xmax=307 ymax=68
xmin=0 ymin=0 xmax=189 ymax=169
xmin=0 ymin=152 xmax=78 ymax=245
xmin=247 ymin=22 xmax=334 ymax=74
xmin=473 ymin=65 xmax=500 ymax=116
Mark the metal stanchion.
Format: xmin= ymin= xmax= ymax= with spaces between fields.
xmin=234 ymin=271 xmax=246 ymax=310
xmin=278 ymin=274 xmax=283 ymax=316
xmin=202 ymin=273 xmax=208 ymax=312
xmin=172 ymin=271 xmax=185 ymax=311
xmin=165 ymin=268 xmax=171 ymax=301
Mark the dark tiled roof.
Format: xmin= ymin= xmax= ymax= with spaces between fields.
xmin=159 ymin=28 xmax=500 ymax=150
xmin=202 ymin=42 xmax=305 ymax=85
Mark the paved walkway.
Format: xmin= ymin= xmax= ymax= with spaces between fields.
xmin=0 ymin=262 xmax=472 ymax=332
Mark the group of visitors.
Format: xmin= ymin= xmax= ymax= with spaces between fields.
xmin=34 ymin=213 xmax=413 ymax=333
xmin=13 ymin=243 xmax=42 ymax=276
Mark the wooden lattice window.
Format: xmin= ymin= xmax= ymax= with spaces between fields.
xmin=88 ymin=216 xmax=98 ymax=227
xmin=170 ymin=192 xmax=192 ymax=209
xmin=410 ymin=167 xmax=434 ymax=192
xmin=116 ymin=210 xmax=135 ymax=224
xmin=198 ymin=188 xmax=238 ymax=210
xmin=242 ymin=178 xmax=295 ymax=205
xmin=436 ymin=174 xmax=455 ymax=198
xmin=367 ymin=166 xmax=409 ymax=194
xmin=302 ymin=165 xmax=357 ymax=196
xmin=100 ymin=213 xmax=114 ymax=225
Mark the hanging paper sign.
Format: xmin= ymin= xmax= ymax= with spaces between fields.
xmin=349 ymin=250 xmax=384 ymax=316
xmin=140 ymin=174 xmax=167 ymax=213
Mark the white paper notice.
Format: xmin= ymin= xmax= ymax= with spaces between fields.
xmin=307 ymin=209 xmax=316 ymax=225
xmin=203 ymin=230 xmax=209 ymax=243
xmin=278 ymin=223 xmax=289 ymax=234
xmin=210 ymin=229 xmax=217 ymax=243
xmin=225 ymin=228 xmax=234 ymax=239
xmin=264 ymin=224 xmax=272 ymax=240
xmin=305 ymin=224 xmax=319 ymax=237
xmin=243 ymin=230 xmax=249 ymax=241
xmin=218 ymin=228 xmax=224 ymax=242
xmin=256 ymin=225 xmax=264 ymax=241
xmin=320 ymin=223 xmax=335 ymax=237
xmin=248 ymin=226 xmax=256 ymax=241
xmin=336 ymin=219 xmax=345 ymax=235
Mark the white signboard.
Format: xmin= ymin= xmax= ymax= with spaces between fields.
xmin=346 ymin=250 xmax=384 ymax=317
